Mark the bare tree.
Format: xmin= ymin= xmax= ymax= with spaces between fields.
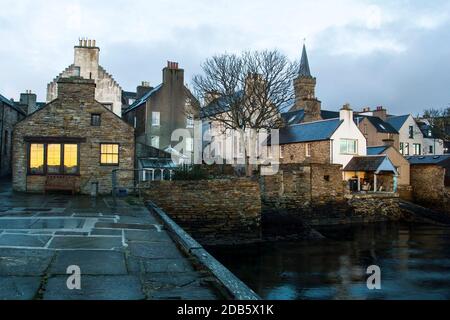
xmin=422 ymin=106 xmax=450 ymax=140
xmin=192 ymin=50 xmax=298 ymax=174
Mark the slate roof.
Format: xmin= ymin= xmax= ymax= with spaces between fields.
xmin=343 ymin=156 xmax=386 ymax=172
xmin=386 ymin=115 xmax=410 ymax=131
xmin=416 ymin=122 xmax=438 ymax=139
xmin=281 ymin=109 xmax=339 ymax=125
xmin=200 ymin=91 xmax=245 ymax=119
xmin=367 ymin=146 xmax=388 ymax=155
xmin=356 ymin=115 xmax=398 ymax=134
xmin=405 ymin=155 xmax=450 ymax=166
xmin=298 ymin=44 xmax=312 ymax=77
xmin=274 ymin=118 xmax=342 ymax=145
xmin=123 ymin=84 xmax=163 ymax=114
xmin=0 ymin=94 xmax=26 ymax=115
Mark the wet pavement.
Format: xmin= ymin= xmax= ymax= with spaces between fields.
xmin=0 ymin=179 xmax=220 ymax=300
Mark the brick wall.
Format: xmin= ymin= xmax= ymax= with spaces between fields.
xmin=13 ymin=77 xmax=135 ymax=194
xmin=143 ymin=178 xmax=261 ymax=244
xmin=280 ymin=140 xmax=330 ymax=164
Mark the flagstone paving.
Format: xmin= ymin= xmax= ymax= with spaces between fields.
xmin=0 ymin=179 xmax=221 ymax=300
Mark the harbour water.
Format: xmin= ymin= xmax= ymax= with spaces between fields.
xmin=208 ymin=223 xmax=450 ymax=300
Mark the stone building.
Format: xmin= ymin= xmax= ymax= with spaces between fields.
xmin=123 ymin=62 xmax=199 ymax=167
xmin=1 ymin=94 xmax=26 ymax=177
xmin=13 ymin=77 xmax=135 ymax=194
xmin=47 ymin=39 xmax=123 ymax=117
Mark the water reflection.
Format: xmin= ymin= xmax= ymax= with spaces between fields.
xmin=207 ymin=223 xmax=450 ymax=300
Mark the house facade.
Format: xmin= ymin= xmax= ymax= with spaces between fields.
xmin=13 ymin=77 xmax=135 ymax=194
xmin=1 ymin=94 xmax=26 ymax=177
xmin=355 ymin=107 xmax=399 ymax=149
xmin=123 ymin=62 xmax=199 ymax=163
xmin=47 ymin=39 xmax=123 ymax=117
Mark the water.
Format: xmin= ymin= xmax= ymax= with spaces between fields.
xmin=207 ymin=223 xmax=450 ymax=300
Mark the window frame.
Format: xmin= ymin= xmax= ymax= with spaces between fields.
xmin=151 ymin=111 xmax=160 ymax=126
xmin=91 ymin=113 xmax=101 ymax=126
xmin=305 ymin=143 xmax=311 ymax=157
xmin=339 ymin=139 xmax=358 ymax=155
xmin=409 ymin=126 xmax=414 ymax=139
xmin=99 ymin=143 xmax=120 ymax=166
xmin=27 ymin=142 xmax=80 ymax=176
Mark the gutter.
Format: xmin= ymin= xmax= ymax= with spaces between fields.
xmin=145 ymin=201 xmax=260 ymax=300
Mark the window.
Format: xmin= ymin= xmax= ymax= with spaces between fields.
xmin=400 ymin=142 xmax=404 ymax=155
xmin=186 ymin=137 xmax=193 ymax=152
xmin=91 ymin=114 xmax=101 ymax=126
xmin=413 ymin=143 xmax=422 ymax=155
xmin=186 ymin=117 xmax=194 ymax=128
xmin=404 ymin=143 xmax=410 ymax=156
xmin=29 ymin=144 xmax=45 ymax=174
xmin=428 ymin=130 xmax=432 ymax=137
xmin=409 ymin=126 xmax=414 ymax=139
xmin=28 ymin=143 xmax=79 ymax=175
xmin=429 ymin=146 xmax=434 ymax=154
xmin=151 ymin=136 xmax=160 ymax=148
xmin=64 ymin=144 xmax=79 ymax=173
xmin=47 ymin=144 xmax=61 ymax=174
xmin=306 ymin=143 xmax=311 ymax=157
xmin=279 ymin=147 xmax=284 ymax=159
xmin=339 ymin=139 xmax=357 ymax=155
xmin=151 ymin=112 xmax=160 ymax=126
xmin=133 ymin=116 xmax=137 ymax=128
xmin=100 ymin=144 xmax=119 ymax=165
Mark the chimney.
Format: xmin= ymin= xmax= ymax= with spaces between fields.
xmin=57 ymin=77 xmax=96 ymax=102
xmin=340 ymin=103 xmax=354 ymax=122
xmin=163 ymin=61 xmax=184 ymax=86
xmin=373 ymin=106 xmax=387 ymax=121
xmin=136 ymin=81 xmax=153 ymax=99
xmin=20 ymin=90 xmax=37 ymax=115
xmin=74 ymin=38 xmax=99 ymax=80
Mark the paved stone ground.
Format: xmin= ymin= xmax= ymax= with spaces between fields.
xmin=0 ymin=179 xmax=221 ymax=300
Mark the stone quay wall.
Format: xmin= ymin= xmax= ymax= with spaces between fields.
xmin=260 ymin=163 xmax=402 ymax=226
xmin=143 ymin=178 xmax=261 ymax=244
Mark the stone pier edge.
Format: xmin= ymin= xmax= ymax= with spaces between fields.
xmin=145 ymin=201 xmax=261 ymax=300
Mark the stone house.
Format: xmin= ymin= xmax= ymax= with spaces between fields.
xmin=277 ymin=104 xmax=367 ymax=168
xmin=1 ymin=94 xmax=26 ymax=177
xmin=12 ymin=77 xmax=135 ymax=194
xmin=354 ymin=107 xmax=399 ymax=149
xmin=47 ymin=39 xmax=123 ymax=117
xmin=406 ymin=155 xmax=450 ymax=211
xmin=123 ymin=62 xmax=199 ymax=168
xmin=386 ymin=114 xmax=443 ymax=156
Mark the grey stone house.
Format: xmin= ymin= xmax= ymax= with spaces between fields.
xmin=123 ymin=62 xmax=199 ymax=174
xmin=13 ymin=77 xmax=135 ymax=194
xmin=0 ymin=94 xmax=26 ymax=177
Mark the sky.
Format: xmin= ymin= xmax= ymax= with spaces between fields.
xmin=0 ymin=0 xmax=449 ymax=115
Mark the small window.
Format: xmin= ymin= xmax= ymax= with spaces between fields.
xmin=100 ymin=144 xmax=119 ymax=165
xmin=151 ymin=136 xmax=160 ymax=149
xmin=429 ymin=146 xmax=434 ymax=154
xmin=339 ymin=139 xmax=357 ymax=155
xmin=409 ymin=126 xmax=414 ymax=139
xmin=306 ymin=143 xmax=311 ymax=157
xmin=29 ymin=144 xmax=45 ymax=174
xmin=324 ymin=175 xmax=330 ymax=182
xmin=404 ymin=143 xmax=410 ymax=156
xmin=186 ymin=117 xmax=194 ymax=128
xmin=91 ymin=114 xmax=101 ymax=126
xmin=151 ymin=112 xmax=160 ymax=126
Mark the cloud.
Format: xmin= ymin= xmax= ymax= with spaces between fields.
xmin=0 ymin=0 xmax=449 ymax=115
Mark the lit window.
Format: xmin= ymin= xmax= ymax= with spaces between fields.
xmin=29 ymin=144 xmax=44 ymax=174
xmin=100 ymin=144 xmax=119 ymax=165
xmin=64 ymin=144 xmax=79 ymax=174
xmin=339 ymin=139 xmax=357 ymax=155
xmin=151 ymin=136 xmax=160 ymax=149
xmin=91 ymin=114 xmax=101 ymax=126
xmin=152 ymin=112 xmax=160 ymax=126
xmin=47 ymin=144 xmax=61 ymax=174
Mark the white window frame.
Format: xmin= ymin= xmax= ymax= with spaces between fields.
xmin=306 ymin=143 xmax=311 ymax=157
xmin=151 ymin=111 xmax=160 ymax=126
xmin=339 ymin=139 xmax=358 ymax=155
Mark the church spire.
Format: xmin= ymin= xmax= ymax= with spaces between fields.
xmin=298 ymin=43 xmax=312 ymax=78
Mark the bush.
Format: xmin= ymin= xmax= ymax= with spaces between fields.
xmin=172 ymin=164 xmax=209 ymax=181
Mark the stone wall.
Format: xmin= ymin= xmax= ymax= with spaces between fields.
xmin=410 ymin=164 xmax=449 ymax=211
xmin=280 ymin=140 xmax=331 ymax=164
xmin=13 ymin=77 xmax=135 ymax=195
xmin=143 ymin=178 xmax=261 ymax=244
xmin=1 ymin=101 xmax=24 ymax=177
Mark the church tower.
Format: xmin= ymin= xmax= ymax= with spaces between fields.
xmin=291 ymin=44 xmax=322 ymax=122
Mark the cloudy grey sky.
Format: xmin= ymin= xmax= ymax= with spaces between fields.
xmin=0 ymin=0 xmax=449 ymax=115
